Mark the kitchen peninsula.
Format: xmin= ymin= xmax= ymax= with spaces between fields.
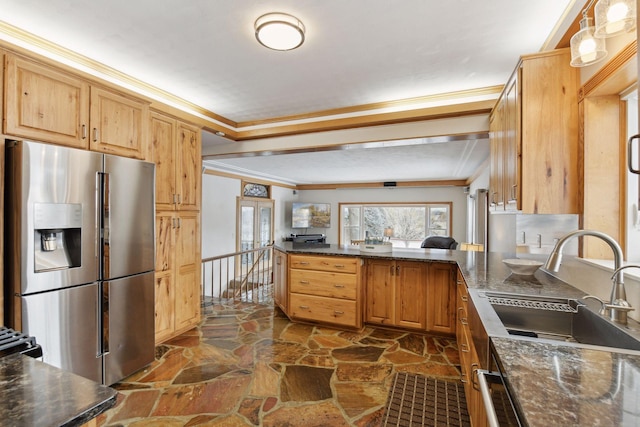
xmin=0 ymin=353 xmax=116 ymax=426
xmin=275 ymin=243 xmax=640 ymax=426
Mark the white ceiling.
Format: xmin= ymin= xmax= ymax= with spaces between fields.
xmin=0 ymin=0 xmax=583 ymax=185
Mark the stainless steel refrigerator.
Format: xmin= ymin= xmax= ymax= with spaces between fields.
xmin=4 ymin=140 xmax=155 ymax=385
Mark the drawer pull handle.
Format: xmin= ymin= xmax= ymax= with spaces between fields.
xmin=460 ymin=343 xmax=470 ymax=353
xmin=334 ymin=264 xmax=345 ymax=268
xmin=334 ymin=310 xmax=344 ymax=315
xmin=299 ymin=280 xmax=310 ymax=284
xmin=334 ymin=284 xmax=345 ymax=288
xmin=299 ymin=261 xmax=310 ymax=265
xmin=471 ymin=363 xmax=480 ymax=390
xmin=461 ymin=295 xmax=468 ymax=302
xmin=460 ymin=370 xmax=468 ymax=384
xmin=458 ymin=307 xmax=468 ymax=324
xmin=299 ymin=305 xmax=309 ymax=309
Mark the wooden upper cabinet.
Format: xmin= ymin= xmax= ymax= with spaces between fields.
xmin=151 ymin=112 xmax=177 ymax=209
xmin=4 ymin=53 xmax=150 ymax=159
xmin=150 ymin=111 xmax=201 ymax=211
xmin=89 ymin=86 xmax=149 ymax=159
xmin=4 ymin=54 xmax=90 ymax=148
xmin=489 ymin=48 xmax=579 ymax=214
xmin=176 ymin=122 xmax=201 ymax=210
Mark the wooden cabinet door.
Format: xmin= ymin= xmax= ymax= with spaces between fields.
xmin=503 ymin=73 xmax=520 ymax=211
xmin=176 ymin=122 xmax=201 ymax=210
xmin=154 ymin=212 xmax=176 ymax=343
xmin=154 ymin=273 xmax=174 ymax=343
xmin=274 ymin=249 xmax=288 ymax=312
xmin=174 ymin=211 xmax=201 ymax=331
xmin=426 ymin=263 xmax=456 ymax=334
xmin=365 ymin=259 xmax=394 ymax=325
xmin=150 ymin=112 xmax=177 ymax=210
xmin=395 ymin=261 xmax=427 ymax=329
xmin=489 ymin=97 xmax=504 ymax=210
xmin=4 ymin=54 xmax=89 ymax=148
xmin=89 ymin=86 xmax=148 ymax=159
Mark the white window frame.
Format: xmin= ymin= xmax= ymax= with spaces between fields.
xmin=339 ymin=202 xmax=452 ymax=248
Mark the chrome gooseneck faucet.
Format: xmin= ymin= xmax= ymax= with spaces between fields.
xmin=544 ymin=229 xmax=633 ymax=324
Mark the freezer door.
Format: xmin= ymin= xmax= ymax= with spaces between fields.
xmin=20 ymin=283 xmax=102 ymax=383
xmin=102 ymin=155 xmax=155 ymax=279
xmin=5 ymin=140 xmax=102 ymax=295
xmin=102 ymin=272 xmax=155 ymax=385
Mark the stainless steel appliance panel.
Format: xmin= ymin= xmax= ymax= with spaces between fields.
xmin=102 ymin=154 xmax=155 ymax=280
xmin=20 ymin=283 xmax=102 ymax=383
xmin=102 ymin=272 xmax=155 ymax=385
xmin=6 ymin=140 xmax=102 ymax=295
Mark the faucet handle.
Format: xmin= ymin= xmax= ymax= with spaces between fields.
xmin=583 ymin=295 xmax=607 ymax=314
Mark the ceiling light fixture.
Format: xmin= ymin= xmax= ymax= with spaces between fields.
xmin=570 ymin=0 xmax=636 ymax=67
xmin=255 ymin=12 xmax=305 ymax=51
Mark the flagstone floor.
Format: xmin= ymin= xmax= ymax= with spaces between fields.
xmin=96 ymin=300 xmax=462 ymax=426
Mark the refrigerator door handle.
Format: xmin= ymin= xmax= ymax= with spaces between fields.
xmin=101 ymin=282 xmax=110 ymax=356
xmin=102 ymin=172 xmax=111 ymax=279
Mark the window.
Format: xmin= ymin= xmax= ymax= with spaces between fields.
xmin=340 ymin=202 xmax=452 ymax=248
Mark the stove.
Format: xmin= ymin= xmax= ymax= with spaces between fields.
xmin=0 ymin=327 xmax=42 ymax=358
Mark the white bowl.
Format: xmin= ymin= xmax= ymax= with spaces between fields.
xmin=502 ymin=258 xmax=543 ymax=275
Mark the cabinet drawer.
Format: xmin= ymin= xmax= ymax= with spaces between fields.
xmin=290 ymin=255 xmax=358 ymax=274
xmin=290 ymin=269 xmax=357 ymax=299
xmin=290 ymin=293 xmax=358 ymax=328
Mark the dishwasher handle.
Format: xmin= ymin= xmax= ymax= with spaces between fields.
xmin=476 ymin=369 xmax=500 ymax=427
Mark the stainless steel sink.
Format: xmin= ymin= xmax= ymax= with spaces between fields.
xmin=485 ymin=292 xmax=640 ymax=352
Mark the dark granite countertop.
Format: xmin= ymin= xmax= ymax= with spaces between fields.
xmin=278 ymin=243 xmax=640 ymax=426
xmin=1 ymin=353 xmax=117 ymax=426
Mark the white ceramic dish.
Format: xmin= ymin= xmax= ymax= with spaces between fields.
xmin=502 ymin=258 xmax=543 ymax=275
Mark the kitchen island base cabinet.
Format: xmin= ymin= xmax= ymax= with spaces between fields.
xmin=288 ymin=254 xmax=362 ymax=329
xmin=427 ymin=263 xmax=456 ymax=334
xmin=273 ymin=248 xmax=288 ymax=312
xmin=365 ymin=259 xmax=455 ymax=333
xmin=289 ymin=293 xmax=358 ymax=328
xmin=366 ymin=259 xmax=427 ymax=329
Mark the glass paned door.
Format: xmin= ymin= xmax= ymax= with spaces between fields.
xmin=237 ymin=199 xmax=274 ymax=275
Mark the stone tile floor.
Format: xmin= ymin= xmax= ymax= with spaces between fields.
xmin=96 ymin=300 xmax=462 ymax=426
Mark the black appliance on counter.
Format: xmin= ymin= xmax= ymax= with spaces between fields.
xmin=0 ymin=327 xmax=42 ymax=359
xmin=291 ymin=233 xmax=330 ymax=248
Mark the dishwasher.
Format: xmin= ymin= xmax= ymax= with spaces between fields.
xmin=475 ymin=341 xmax=522 ymax=427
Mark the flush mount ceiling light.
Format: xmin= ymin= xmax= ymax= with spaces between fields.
xmin=594 ymin=0 xmax=636 ymax=37
xmin=255 ymin=12 xmax=305 ymax=51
